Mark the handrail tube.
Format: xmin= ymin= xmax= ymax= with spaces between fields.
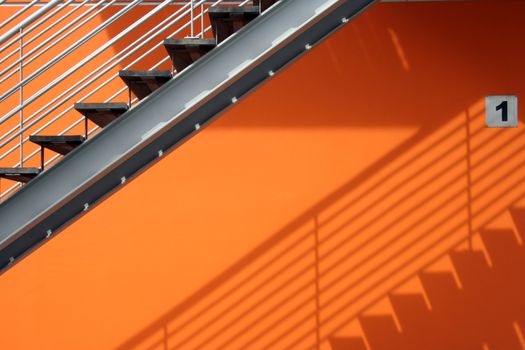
xmin=0 ymin=0 xmax=224 ymax=158
xmin=0 ymin=0 xmax=40 ymax=34
xmin=0 ymin=0 xmax=90 ymax=69
xmin=0 ymin=0 xmax=143 ymax=107
xmin=0 ymin=0 xmax=111 ymax=80
xmin=5 ymin=55 xmax=166 ymax=173
xmin=0 ymin=0 xmax=119 ymax=138
xmin=0 ymin=1 xmax=195 ymax=154
xmin=0 ymin=1 xmax=242 ymax=164
xmin=0 ymin=0 xmax=74 ymax=57
xmin=0 ymin=0 xmax=61 ymax=47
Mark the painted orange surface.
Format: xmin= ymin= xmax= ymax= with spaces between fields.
xmin=1 ymin=1 xmax=525 ymax=349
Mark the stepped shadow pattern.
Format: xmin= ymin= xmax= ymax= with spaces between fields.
xmin=331 ymin=207 xmax=525 ymax=350
xmin=113 ymin=3 xmax=525 ymax=349
xmin=115 ymin=98 xmax=525 ymax=349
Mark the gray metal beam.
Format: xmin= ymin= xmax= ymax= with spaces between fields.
xmin=0 ymin=0 xmax=377 ymax=272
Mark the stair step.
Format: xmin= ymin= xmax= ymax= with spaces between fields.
xmin=253 ymin=0 xmax=278 ymax=12
xmin=359 ymin=315 xmax=402 ymax=349
xmin=209 ymin=6 xmax=259 ymax=43
xmin=29 ymin=135 xmax=85 ymax=156
xmin=0 ymin=167 xmax=40 ymax=183
xmin=510 ymin=207 xmax=525 ymax=241
xmin=163 ymin=38 xmax=216 ymax=73
xmin=119 ymin=70 xmax=172 ymax=100
xmin=329 ymin=337 xmax=367 ymax=350
xmin=74 ymin=102 xmax=128 ymax=128
xmin=419 ymin=272 xmax=459 ymax=309
xmin=389 ymin=294 xmax=429 ymax=333
xmin=479 ymin=229 xmax=520 ymax=268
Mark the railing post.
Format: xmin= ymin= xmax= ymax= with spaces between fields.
xmin=190 ymin=0 xmax=194 ymax=37
xmin=200 ymin=3 xmax=204 ymax=38
xmin=19 ymin=27 xmax=23 ymax=169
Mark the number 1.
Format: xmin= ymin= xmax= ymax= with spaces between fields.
xmin=496 ymin=101 xmax=508 ymax=122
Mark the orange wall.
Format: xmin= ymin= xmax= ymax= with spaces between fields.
xmin=1 ymin=1 xmax=525 ymax=349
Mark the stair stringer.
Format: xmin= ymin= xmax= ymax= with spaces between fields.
xmin=0 ymin=0 xmax=377 ymax=272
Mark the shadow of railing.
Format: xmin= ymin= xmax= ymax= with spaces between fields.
xmin=115 ymin=101 xmax=525 ymax=350
xmin=330 ymin=209 xmax=525 ymax=350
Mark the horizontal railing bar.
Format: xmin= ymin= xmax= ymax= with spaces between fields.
xmin=0 ymin=0 xmax=75 ymax=55
xmin=0 ymin=0 xmax=241 ymax=195
xmin=0 ymin=1 xmax=193 ymax=156
xmin=0 ymin=0 xmax=143 ymax=107
xmin=0 ymin=0 xmax=246 ymax=5
xmin=0 ymin=0 xmax=231 ymax=162
xmin=0 ymin=0 xmax=117 ymax=82
xmin=0 ymin=0 xmax=62 ymax=47
xmin=0 ymin=0 xmax=91 ymax=70
xmin=0 ymin=0 xmax=40 ymax=32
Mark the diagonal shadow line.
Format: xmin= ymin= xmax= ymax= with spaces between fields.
xmin=152 ymin=112 xmax=504 ymax=343
xmin=282 ymin=188 xmax=525 ymax=350
xmin=209 ymin=169 xmax=470 ymax=349
xmin=115 ymin=125 xmax=436 ymax=350
xmin=316 ymin=120 xmax=475 ymax=231
xmin=239 ymin=160 xmax=525 ymax=349
xmin=234 ymin=185 xmax=469 ymax=349
xmin=318 ymin=135 xmax=466 ymax=243
xmin=163 ymin=123 xmax=516 ymax=348
xmin=162 ymin=229 xmax=314 ymax=346
xmin=116 ymin=112 xmax=503 ymax=350
xmin=186 ymin=277 xmax=317 ymax=350
xmin=169 ymin=139 xmax=472 ymax=348
xmin=316 ymin=202 xmax=525 ymax=348
xmin=318 ymin=151 xmax=525 ymax=313
xmin=176 ymin=151 xmax=469 ymax=348
xmin=316 ymin=111 xmax=490 ymax=232
xmin=167 ymin=123 xmax=520 ymax=349
xmin=319 ymin=154 xmax=467 ymax=261
xmin=320 ymin=136 xmax=525 ymax=285
xmin=169 ymin=250 xmax=317 ymax=349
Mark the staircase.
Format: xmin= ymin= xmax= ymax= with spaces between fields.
xmin=0 ymin=0 xmax=377 ymax=270
xmin=0 ymin=2 xmax=270 ymax=175
xmin=330 ymin=207 xmax=525 ymax=350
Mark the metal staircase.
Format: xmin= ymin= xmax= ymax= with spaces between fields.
xmin=0 ymin=0 xmax=377 ymax=270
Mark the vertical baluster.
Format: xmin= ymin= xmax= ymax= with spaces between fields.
xmin=200 ymin=2 xmax=204 ymax=38
xmin=19 ymin=28 xmax=24 ymax=172
xmin=190 ymin=0 xmax=194 ymax=37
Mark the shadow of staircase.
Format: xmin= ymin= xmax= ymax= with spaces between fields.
xmin=330 ymin=207 xmax=525 ymax=350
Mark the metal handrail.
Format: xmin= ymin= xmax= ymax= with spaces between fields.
xmin=0 ymin=0 xmax=119 ymax=84
xmin=0 ymin=0 xmax=144 ymax=106
xmin=0 ymin=0 xmax=253 ymax=201
xmin=0 ymin=0 xmax=195 ymax=157
xmin=0 ymin=0 xmax=94 ymax=73
xmin=0 ymin=0 xmax=62 ymax=47
xmin=0 ymin=0 xmax=75 ymax=55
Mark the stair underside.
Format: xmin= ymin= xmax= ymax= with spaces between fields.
xmin=74 ymin=102 xmax=129 ymax=128
xmin=253 ymin=0 xmax=278 ymax=12
xmin=29 ymin=135 xmax=85 ymax=156
xmin=209 ymin=6 xmax=260 ymax=43
xmin=163 ymin=38 xmax=216 ymax=73
xmin=119 ymin=70 xmax=172 ymax=100
xmin=0 ymin=168 xmax=41 ymax=183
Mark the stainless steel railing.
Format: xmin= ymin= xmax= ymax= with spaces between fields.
xmin=0 ymin=0 xmax=256 ymax=200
